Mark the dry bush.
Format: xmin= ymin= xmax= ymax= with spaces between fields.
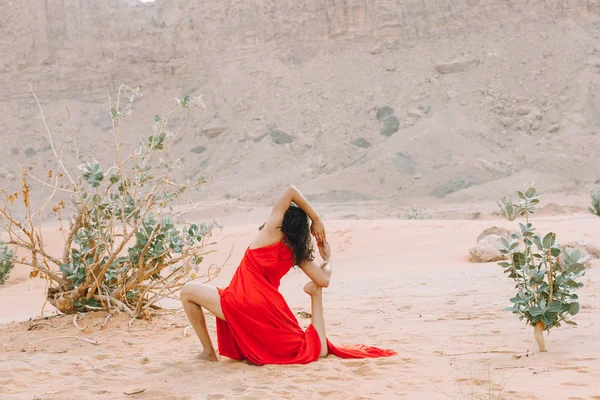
xmin=0 ymin=85 xmax=221 ymax=318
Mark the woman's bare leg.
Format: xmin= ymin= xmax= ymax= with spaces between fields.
xmin=180 ymin=282 xmax=225 ymax=362
xmin=304 ymin=281 xmax=328 ymax=358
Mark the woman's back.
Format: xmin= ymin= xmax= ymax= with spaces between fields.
xmin=244 ymin=241 xmax=294 ymax=289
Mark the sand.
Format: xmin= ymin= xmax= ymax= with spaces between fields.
xmin=1 ymin=216 xmax=599 ymax=399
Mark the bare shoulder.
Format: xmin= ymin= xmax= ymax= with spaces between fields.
xmin=248 ymin=227 xmax=284 ymax=250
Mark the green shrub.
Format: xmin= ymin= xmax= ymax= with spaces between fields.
xmin=399 ymin=206 xmax=431 ymax=220
xmin=0 ymin=242 xmax=15 ymax=286
xmin=498 ymin=186 xmax=585 ymax=351
xmin=496 ymin=194 xmax=519 ymax=221
xmin=589 ymin=190 xmax=600 ymax=217
xmin=0 ymin=86 xmax=217 ymax=318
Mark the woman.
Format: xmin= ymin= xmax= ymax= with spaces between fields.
xmin=180 ymin=185 xmax=396 ymax=365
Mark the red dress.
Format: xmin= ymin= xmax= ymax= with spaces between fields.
xmin=216 ymin=241 xmax=396 ymax=365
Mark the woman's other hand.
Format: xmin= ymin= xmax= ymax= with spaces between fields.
xmin=318 ymin=240 xmax=331 ymax=262
xmin=310 ymin=218 xmax=326 ymax=243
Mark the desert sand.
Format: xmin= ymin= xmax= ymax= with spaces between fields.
xmin=1 ymin=215 xmax=599 ymax=400
xmin=2 ymin=1 xmax=600 ymax=219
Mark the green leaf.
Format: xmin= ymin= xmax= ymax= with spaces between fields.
xmin=550 ymin=247 xmax=560 ymax=257
xmin=111 ymin=108 xmax=118 ymax=118
xmin=532 ymin=236 xmax=543 ymax=250
xmin=513 ymin=252 xmax=526 ymax=268
xmin=541 ymin=314 xmax=554 ymax=327
xmin=569 ymin=302 xmax=580 ymax=315
xmin=564 ymin=320 xmax=577 ymax=326
xmin=59 ymin=263 xmax=73 ymax=275
xmin=529 ymin=307 xmax=543 ymax=317
xmin=566 ymin=279 xmax=580 ymax=288
xmin=109 ymin=174 xmax=120 ymax=184
xmin=154 ymin=114 xmax=161 ymax=123
xmin=542 ymin=232 xmax=554 ymax=248
xmin=525 ymin=187 xmax=536 ymax=198
xmin=81 ymin=162 xmax=104 ymax=188
xmin=509 ymin=297 xmax=521 ymax=303
xmin=570 ymin=263 xmax=586 ymax=275
xmin=191 ymin=255 xmax=203 ymax=265
xmin=545 ymin=302 xmax=562 ymax=313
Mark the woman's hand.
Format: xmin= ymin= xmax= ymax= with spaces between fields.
xmin=310 ymin=218 xmax=326 ymax=243
xmin=318 ymin=240 xmax=331 ymax=262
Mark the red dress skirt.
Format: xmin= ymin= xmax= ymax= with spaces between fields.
xmin=216 ymin=241 xmax=396 ymax=365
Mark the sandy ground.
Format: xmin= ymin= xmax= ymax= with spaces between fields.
xmin=1 ymin=216 xmax=599 ymax=400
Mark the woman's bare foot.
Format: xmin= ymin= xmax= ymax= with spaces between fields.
xmin=303 ymin=281 xmax=319 ymax=296
xmin=197 ymin=350 xmax=219 ymax=362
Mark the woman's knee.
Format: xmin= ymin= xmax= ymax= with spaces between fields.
xmin=180 ymin=282 xmax=200 ymax=302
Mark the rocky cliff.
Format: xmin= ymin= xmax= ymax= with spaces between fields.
xmin=1 ymin=0 xmax=599 ymax=216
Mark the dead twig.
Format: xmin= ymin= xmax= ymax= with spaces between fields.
xmin=73 ymin=314 xmax=88 ymax=332
xmin=99 ymin=313 xmax=112 ymax=330
xmin=26 ymin=336 xmax=99 ymax=346
xmin=27 ymin=322 xmax=56 ymax=331
xmin=124 ymin=389 xmax=146 ymax=396
xmin=183 ymin=325 xmax=194 ymax=338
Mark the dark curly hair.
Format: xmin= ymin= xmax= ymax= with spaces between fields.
xmin=281 ymin=204 xmax=314 ymax=265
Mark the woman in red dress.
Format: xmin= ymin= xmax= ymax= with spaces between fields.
xmin=180 ymin=185 xmax=395 ymax=365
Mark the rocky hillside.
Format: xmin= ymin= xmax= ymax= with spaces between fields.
xmin=1 ymin=0 xmax=599 ymax=217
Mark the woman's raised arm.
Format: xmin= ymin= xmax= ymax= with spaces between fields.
xmin=263 ymin=185 xmax=325 ymax=241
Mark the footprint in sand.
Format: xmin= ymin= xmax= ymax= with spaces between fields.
xmin=318 ymin=390 xmax=339 ymax=397
xmin=229 ymin=385 xmax=248 ymax=394
xmin=375 ymin=357 xmax=399 ymax=366
xmin=558 ymin=366 xmax=589 ymax=374
xmin=561 ymin=382 xmax=588 ymax=386
xmin=346 ymin=364 xmax=374 ymax=377
xmin=325 ymin=375 xmax=349 ymax=381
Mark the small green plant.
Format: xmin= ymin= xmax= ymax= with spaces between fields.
xmin=498 ymin=186 xmax=586 ymax=352
xmin=0 ymin=241 xmax=15 ymax=286
xmin=399 ymin=206 xmax=431 ymax=220
xmin=589 ymin=190 xmax=600 ymax=217
xmin=496 ymin=194 xmax=518 ymax=221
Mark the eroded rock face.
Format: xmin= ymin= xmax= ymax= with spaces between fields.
xmin=1 ymin=0 xmax=600 ymax=220
xmin=435 ymin=54 xmax=480 ymax=74
xmin=469 ymin=234 xmax=507 ymax=262
xmin=269 ymin=128 xmax=293 ymax=144
xmin=352 ymin=138 xmax=371 ymax=148
xmin=431 ymin=176 xmax=478 ymax=198
xmin=203 ymin=120 xmax=227 ymax=138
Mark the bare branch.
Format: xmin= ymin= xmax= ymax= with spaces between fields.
xmin=29 ymin=85 xmax=77 ymax=187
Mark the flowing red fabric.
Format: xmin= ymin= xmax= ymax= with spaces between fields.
xmin=216 ymin=241 xmax=396 ymax=365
